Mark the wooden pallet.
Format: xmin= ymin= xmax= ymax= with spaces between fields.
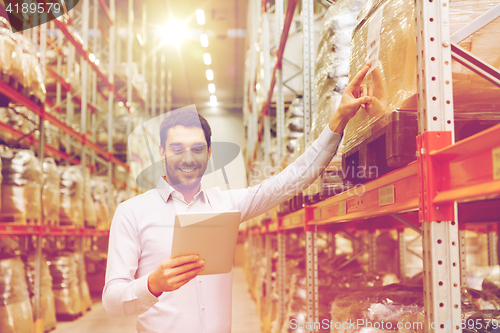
xmin=342 ymin=110 xmax=500 ymax=184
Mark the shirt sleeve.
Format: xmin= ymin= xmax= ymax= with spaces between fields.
xmin=232 ymin=126 xmax=342 ymax=221
xmin=102 ymin=203 xmax=159 ymax=317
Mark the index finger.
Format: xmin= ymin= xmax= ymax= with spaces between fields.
xmin=346 ymin=63 xmax=371 ymax=91
xmin=169 ymin=254 xmax=200 ymax=267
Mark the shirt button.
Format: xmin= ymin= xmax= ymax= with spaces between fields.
xmin=199 ymin=279 xmax=202 ymax=283
xmin=202 ymin=306 xmax=205 ymax=310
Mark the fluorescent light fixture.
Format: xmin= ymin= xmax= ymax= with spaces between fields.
xmin=210 ymin=95 xmax=217 ymax=104
xmin=136 ymin=33 xmax=144 ymax=46
xmin=95 ymin=59 xmax=100 ymax=65
xmin=203 ymin=53 xmax=211 ymax=65
xmin=89 ymin=53 xmax=96 ymax=62
xmin=200 ymin=34 xmax=209 ymax=47
xmin=196 ymin=9 xmax=205 ymax=25
xmin=256 ymin=83 xmax=261 ymax=90
xmin=206 ymin=69 xmax=214 ymax=80
xmin=159 ymin=20 xmax=187 ymax=44
xmin=208 ymin=83 xmax=216 ymax=94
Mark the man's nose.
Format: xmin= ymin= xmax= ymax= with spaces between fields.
xmin=181 ymin=149 xmax=195 ymax=163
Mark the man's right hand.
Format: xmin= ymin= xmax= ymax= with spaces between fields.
xmin=148 ymin=255 xmax=205 ymax=297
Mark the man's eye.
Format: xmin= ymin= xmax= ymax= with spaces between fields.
xmin=192 ymin=148 xmax=204 ymax=153
xmin=173 ymin=149 xmax=184 ymax=154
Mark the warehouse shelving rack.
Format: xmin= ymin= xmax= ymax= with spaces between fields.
xmin=244 ymin=0 xmax=500 ymax=332
xmin=0 ymin=0 xmax=149 ymax=331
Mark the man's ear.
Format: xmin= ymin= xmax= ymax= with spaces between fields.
xmin=208 ymin=146 xmax=212 ymax=160
xmin=159 ymin=145 xmax=165 ymax=162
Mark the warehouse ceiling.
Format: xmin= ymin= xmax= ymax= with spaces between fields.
xmin=116 ymin=0 xmax=248 ymax=113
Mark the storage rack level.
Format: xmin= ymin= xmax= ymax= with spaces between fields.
xmin=244 ymin=0 xmax=500 ymax=331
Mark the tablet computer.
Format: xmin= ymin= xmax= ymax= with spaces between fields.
xmin=171 ymin=211 xmax=241 ymax=275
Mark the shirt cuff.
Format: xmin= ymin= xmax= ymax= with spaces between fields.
xmin=134 ymin=273 xmax=160 ymax=307
xmin=315 ymin=125 xmax=342 ymax=154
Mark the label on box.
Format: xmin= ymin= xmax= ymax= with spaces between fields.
xmin=494 ymin=147 xmax=500 ymax=180
xmin=338 ymin=201 xmax=347 ymax=216
xmin=366 ymin=4 xmax=385 ymax=74
xmin=379 ymin=184 xmax=395 ymax=206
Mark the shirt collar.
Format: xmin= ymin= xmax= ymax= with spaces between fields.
xmin=156 ymin=176 xmax=206 ymax=203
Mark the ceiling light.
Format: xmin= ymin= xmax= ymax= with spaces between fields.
xmin=210 ymin=95 xmax=217 ymax=104
xmin=196 ymin=9 xmax=205 ymax=25
xmin=95 ymin=59 xmax=100 ymax=65
xmin=159 ymin=20 xmax=187 ymax=45
xmin=256 ymin=83 xmax=261 ymax=90
xmin=200 ymin=34 xmax=209 ymax=47
xmin=89 ymin=53 xmax=96 ymax=62
xmin=208 ymin=83 xmax=216 ymax=94
xmin=136 ymin=33 xmax=144 ymax=46
xmin=206 ymin=69 xmax=214 ymax=80
xmin=203 ymin=53 xmax=211 ymax=65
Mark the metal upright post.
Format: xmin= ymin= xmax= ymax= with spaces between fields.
xmin=34 ymin=17 xmax=47 ymax=333
xmin=398 ymin=229 xmax=406 ymax=282
xmin=368 ymin=229 xmax=377 ymax=271
xmin=108 ymin=0 xmax=116 ymax=213
xmin=305 ymin=224 xmax=318 ymax=333
xmin=487 ymin=224 xmax=498 ymax=266
xmin=277 ymin=223 xmax=286 ymax=330
xmin=459 ymin=227 xmax=467 ymax=288
xmin=160 ymin=55 xmax=165 ymax=115
xmin=142 ymin=4 xmax=148 ymax=116
xmin=91 ymin=0 xmax=98 ymax=166
xmin=167 ymin=69 xmax=172 ymax=112
xmin=265 ymin=231 xmax=272 ymax=328
xmin=151 ymin=42 xmax=157 ymax=118
xmin=414 ymin=0 xmax=461 ymax=330
xmin=302 ymin=0 xmax=314 ymax=146
xmin=276 ymin=0 xmax=285 ymax=164
xmin=126 ymin=0 xmax=133 ymax=199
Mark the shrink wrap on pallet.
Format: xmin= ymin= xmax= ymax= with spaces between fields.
xmin=281 ymin=98 xmax=304 ymax=168
xmin=0 ymin=257 xmax=35 ymax=333
xmin=25 ymin=254 xmax=57 ymax=332
xmin=43 ymin=158 xmax=60 ymax=226
xmin=58 ymin=166 xmax=84 ymax=226
xmin=83 ymin=169 xmax=97 ymax=228
xmin=0 ymin=149 xmax=43 ymax=224
xmin=0 ymin=18 xmax=45 ymax=104
xmin=90 ymin=176 xmax=111 ymax=229
xmin=47 ymin=252 xmax=82 ymax=319
xmin=306 ymin=0 xmax=366 ymax=196
xmin=345 ymin=0 xmax=500 ymax=153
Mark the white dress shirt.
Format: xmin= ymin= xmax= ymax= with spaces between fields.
xmin=102 ymin=126 xmax=341 ymax=333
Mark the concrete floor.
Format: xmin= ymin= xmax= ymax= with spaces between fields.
xmin=52 ymin=267 xmax=261 ymax=333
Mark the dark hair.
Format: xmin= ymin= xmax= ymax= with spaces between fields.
xmin=159 ymin=110 xmax=212 ymax=150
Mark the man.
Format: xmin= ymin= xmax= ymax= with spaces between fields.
xmin=103 ymin=63 xmax=373 ymax=332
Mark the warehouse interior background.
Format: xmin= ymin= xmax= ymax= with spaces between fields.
xmin=1 ymin=0 xmax=500 ymax=332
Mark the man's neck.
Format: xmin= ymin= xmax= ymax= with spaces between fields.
xmin=164 ymin=176 xmax=201 ymax=203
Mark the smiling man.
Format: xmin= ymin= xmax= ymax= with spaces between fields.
xmin=102 ymin=64 xmax=373 ymax=333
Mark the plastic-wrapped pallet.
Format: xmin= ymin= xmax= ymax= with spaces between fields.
xmin=280 ymin=98 xmax=304 ymax=168
xmin=47 ymin=252 xmax=82 ymax=320
xmin=83 ymin=169 xmax=97 ymax=228
xmin=305 ymin=0 xmax=367 ymax=198
xmin=25 ymin=254 xmax=57 ymax=332
xmin=0 ymin=17 xmax=45 ymax=104
xmin=58 ymin=166 xmax=84 ymax=226
xmin=344 ymin=0 xmax=500 ymax=154
xmin=73 ymin=252 xmax=92 ymax=312
xmin=0 ymin=149 xmax=43 ymax=224
xmin=43 ymin=158 xmax=60 ymax=226
xmin=0 ymin=257 xmax=35 ymax=333
xmin=90 ymin=176 xmax=111 ymax=229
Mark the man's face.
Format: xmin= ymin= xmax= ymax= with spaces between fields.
xmin=159 ymin=125 xmax=210 ymax=191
